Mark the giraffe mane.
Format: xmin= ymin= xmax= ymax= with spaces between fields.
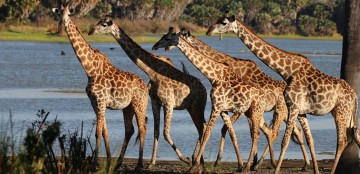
xmin=180 ymin=35 xmax=231 ymax=68
xmin=235 ymin=19 xmax=311 ymax=63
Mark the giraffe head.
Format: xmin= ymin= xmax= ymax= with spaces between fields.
xmin=52 ymin=1 xmax=74 ymax=28
xmin=152 ymin=27 xmax=188 ymax=51
xmin=206 ymin=10 xmax=236 ymax=36
xmin=88 ymin=15 xmax=116 ymax=36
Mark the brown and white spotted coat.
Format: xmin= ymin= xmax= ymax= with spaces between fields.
xmin=88 ymin=17 xmax=207 ymax=167
xmin=152 ymin=28 xmax=274 ymax=173
xmin=52 ymin=4 xmax=148 ymax=171
xmin=183 ymin=32 xmax=310 ymax=169
xmin=207 ymin=12 xmax=359 ymax=174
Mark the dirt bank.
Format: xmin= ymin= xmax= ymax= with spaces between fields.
xmin=115 ymin=158 xmax=337 ymax=174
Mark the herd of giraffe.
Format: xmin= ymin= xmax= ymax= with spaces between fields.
xmin=52 ymin=3 xmax=360 ymax=174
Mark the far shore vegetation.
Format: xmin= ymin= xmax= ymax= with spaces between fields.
xmin=0 ymin=18 xmax=343 ymax=44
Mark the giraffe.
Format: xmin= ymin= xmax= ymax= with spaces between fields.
xmin=206 ymin=11 xmax=360 ymax=174
xmin=88 ymin=17 xmax=207 ymax=168
xmin=152 ymin=27 xmax=275 ymax=173
xmin=52 ymin=4 xmax=148 ymax=171
xmin=182 ymin=31 xmax=310 ymax=169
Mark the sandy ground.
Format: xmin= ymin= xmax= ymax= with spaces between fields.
xmin=114 ymin=158 xmax=337 ymax=174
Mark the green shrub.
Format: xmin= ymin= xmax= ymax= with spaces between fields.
xmin=0 ymin=110 xmax=98 ymax=174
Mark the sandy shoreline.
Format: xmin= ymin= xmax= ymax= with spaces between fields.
xmin=109 ymin=158 xmax=339 ymax=174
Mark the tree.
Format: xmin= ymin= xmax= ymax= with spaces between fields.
xmin=337 ymin=0 xmax=360 ymax=173
xmin=4 ymin=0 xmax=40 ymax=22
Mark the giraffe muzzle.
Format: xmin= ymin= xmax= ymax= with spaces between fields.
xmin=152 ymin=45 xmax=159 ymax=50
xmin=206 ymin=27 xmax=214 ymax=36
xmin=88 ymin=28 xmax=95 ymax=35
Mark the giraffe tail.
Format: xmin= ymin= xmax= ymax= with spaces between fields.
xmin=134 ymin=133 xmax=140 ymax=145
xmin=290 ymin=131 xmax=300 ymax=145
xmin=267 ymin=112 xmax=300 ymax=145
xmin=354 ymin=128 xmax=360 ymax=147
xmin=134 ymin=117 xmax=147 ymax=146
xmin=180 ymin=61 xmax=190 ymax=75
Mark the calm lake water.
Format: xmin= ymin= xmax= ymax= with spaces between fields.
xmin=0 ymin=36 xmax=358 ymax=162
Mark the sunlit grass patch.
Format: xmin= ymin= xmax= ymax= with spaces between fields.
xmin=0 ymin=28 xmax=162 ymax=43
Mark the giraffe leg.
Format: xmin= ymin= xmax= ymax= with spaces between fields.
xmin=214 ymin=112 xmax=243 ymax=167
xmin=188 ymin=110 xmax=220 ymax=173
xmin=255 ymin=112 xmax=310 ymax=170
xmin=297 ymin=116 xmax=319 ymax=174
xmin=92 ymin=106 xmax=106 ymax=171
xmin=132 ymin=98 xmax=148 ymax=171
xmin=148 ymin=100 xmax=161 ymax=169
xmin=255 ymin=96 xmax=286 ymax=170
xmin=220 ymin=112 xmax=243 ymax=171
xmin=114 ymin=106 xmax=135 ymax=171
xmin=292 ymin=122 xmax=310 ymax=170
xmin=257 ymin=116 xmax=275 ymax=170
xmin=330 ymin=107 xmax=350 ymax=174
xmin=187 ymin=104 xmax=206 ymax=166
xmin=274 ymin=106 xmax=299 ymax=174
xmin=258 ymin=108 xmax=283 ymax=169
xmin=243 ymin=114 xmax=261 ymax=172
xmin=163 ymin=106 xmax=191 ymax=165
xmin=102 ymin=118 xmax=111 ymax=173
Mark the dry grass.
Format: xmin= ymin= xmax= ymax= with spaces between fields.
xmin=2 ymin=17 xmax=206 ymax=35
xmin=0 ymin=17 xmax=208 ymax=43
xmin=0 ymin=17 xmax=342 ymax=42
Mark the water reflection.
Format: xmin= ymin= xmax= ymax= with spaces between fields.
xmin=0 ymin=37 xmax=356 ymax=161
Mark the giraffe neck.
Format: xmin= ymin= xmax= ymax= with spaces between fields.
xmin=188 ymin=35 xmax=235 ymax=63
xmin=178 ymin=37 xmax=227 ymax=84
xmin=112 ymin=26 xmax=170 ymax=79
xmin=64 ymin=18 xmax=108 ymax=77
xmin=233 ymin=19 xmax=311 ymax=81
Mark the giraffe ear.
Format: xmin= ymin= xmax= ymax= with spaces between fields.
xmin=187 ymin=31 xmax=192 ymax=37
xmin=69 ymin=8 xmax=75 ymax=16
xmin=180 ymin=28 xmax=186 ymax=33
xmin=168 ymin=27 xmax=174 ymax=33
xmin=180 ymin=28 xmax=189 ymax=37
xmin=52 ymin=8 xmax=60 ymax=14
xmin=228 ymin=15 xmax=235 ymax=22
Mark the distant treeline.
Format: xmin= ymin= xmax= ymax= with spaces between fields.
xmin=0 ymin=0 xmax=344 ymax=36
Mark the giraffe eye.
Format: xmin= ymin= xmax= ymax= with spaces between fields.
xmin=101 ymin=23 xmax=108 ymax=27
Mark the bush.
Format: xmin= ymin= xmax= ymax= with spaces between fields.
xmin=0 ymin=110 xmax=98 ymax=174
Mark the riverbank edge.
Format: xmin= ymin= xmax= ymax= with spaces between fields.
xmin=103 ymin=157 xmax=340 ymax=174
xmin=0 ymin=29 xmax=343 ymax=44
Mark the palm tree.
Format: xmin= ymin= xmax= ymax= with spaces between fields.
xmin=337 ymin=0 xmax=360 ymax=173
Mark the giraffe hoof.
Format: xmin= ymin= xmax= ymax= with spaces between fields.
xmin=147 ymin=163 xmax=155 ymax=170
xmin=301 ymin=164 xmax=309 ymax=172
xmin=182 ymin=157 xmax=192 ymax=165
xmin=239 ymin=167 xmax=250 ymax=173
xmin=134 ymin=164 xmax=144 ymax=172
xmin=186 ymin=164 xmax=203 ymax=174
xmin=91 ymin=161 xmax=101 ymax=171
xmin=271 ymin=161 xmax=278 ymax=168
xmin=251 ymin=164 xmax=259 ymax=171
xmin=213 ymin=160 xmax=221 ymax=167
xmin=236 ymin=166 xmax=243 ymax=172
